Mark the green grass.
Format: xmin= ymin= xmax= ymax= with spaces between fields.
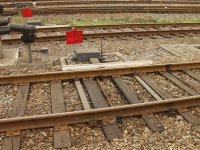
xmin=11 ymin=15 xmax=200 ymax=26
xmin=68 ymin=17 xmax=158 ymax=26
xmin=69 ymin=17 xmax=200 ymax=26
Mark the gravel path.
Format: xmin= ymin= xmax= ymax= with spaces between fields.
xmin=63 ymin=81 xmax=83 ymax=111
xmin=69 ymin=123 xmax=107 ymax=149
xmin=118 ymin=113 xmax=200 ymax=150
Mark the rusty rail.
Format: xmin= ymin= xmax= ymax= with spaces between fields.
xmin=3 ymin=28 xmax=200 ymax=44
xmin=3 ymin=0 xmax=200 ymax=7
xmin=0 ymin=95 xmax=199 ymax=133
xmin=0 ymin=61 xmax=200 ymax=84
xmin=35 ymin=23 xmax=200 ymax=32
xmin=3 ymin=6 xmax=200 ymax=15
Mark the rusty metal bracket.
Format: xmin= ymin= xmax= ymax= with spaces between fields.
xmin=102 ymin=117 xmax=116 ymax=125
xmin=6 ymin=129 xmax=20 ymax=136
xmin=165 ymin=64 xmax=172 ymax=72
xmin=54 ymin=124 xmax=69 ymax=131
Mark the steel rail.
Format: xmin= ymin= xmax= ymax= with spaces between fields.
xmin=3 ymin=6 xmax=200 ymax=15
xmin=3 ymin=1 xmax=200 ymax=8
xmin=35 ymin=23 xmax=200 ymax=32
xmin=3 ymin=28 xmax=200 ymax=44
xmin=2 ymin=0 xmax=200 ymax=3
xmin=4 ymin=0 xmax=200 ymax=4
xmin=0 ymin=95 xmax=199 ymax=133
xmin=0 ymin=62 xmax=199 ymax=85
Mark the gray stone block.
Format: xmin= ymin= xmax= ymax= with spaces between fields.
xmin=75 ymin=47 xmax=100 ymax=61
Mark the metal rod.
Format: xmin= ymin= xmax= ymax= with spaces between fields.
xmin=0 ymin=37 xmax=3 ymax=58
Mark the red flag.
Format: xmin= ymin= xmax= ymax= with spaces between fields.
xmin=66 ymin=28 xmax=83 ymax=44
xmin=22 ymin=7 xmax=32 ymax=18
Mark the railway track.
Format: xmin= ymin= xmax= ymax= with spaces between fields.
xmin=2 ymin=1 xmax=200 ymax=15
xmin=0 ymin=60 xmax=200 ymax=149
xmin=4 ymin=23 xmax=200 ymax=44
xmin=3 ymin=7 xmax=200 ymax=15
xmin=2 ymin=0 xmax=200 ymax=8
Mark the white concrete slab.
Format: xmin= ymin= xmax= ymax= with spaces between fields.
xmin=17 ymin=52 xmax=53 ymax=66
xmin=0 ymin=48 xmax=19 ymax=66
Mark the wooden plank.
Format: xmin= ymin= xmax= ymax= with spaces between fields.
xmin=160 ymin=45 xmax=181 ymax=56
xmin=183 ymin=70 xmax=200 ymax=81
xmin=54 ymin=125 xmax=71 ymax=149
xmin=2 ymin=85 xmax=29 ymax=150
xmin=83 ymin=79 xmax=110 ymax=108
xmin=174 ymin=44 xmax=200 ymax=55
xmin=112 ymin=77 xmax=163 ymax=132
xmin=134 ymin=75 xmax=163 ymax=101
xmin=112 ymin=77 xmax=140 ymax=104
xmin=140 ymin=74 xmax=200 ymax=125
xmin=2 ymin=84 xmax=30 ymax=150
xmin=161 ymin=72 xmax=199 ymax=96
xmin=51 ymin=81 xmax=66 ymax=113
xmin=10 ymin=84 xmax=30 ymax=117
xmin=65 ymin=57 xmax=91 ymax=110
xmin=161 ymin=44 xmax=200 ymax=56
xmin=60 ymin=57 xmax=67 ymax=66
xmin=179 ymin=110 xmax=200 ymax=125
xmin=140 ymin=74 xmax=172 ymax=99
xmin=183 ymin=45 xmax=200 ymax=53
xmin=143 ymin=114 xmax=163 ymax=132
xmin=62 ymin=61 xmax=153 ymax=71
xmin=82 ymin=79 xmax=122 ymax=140
xmin=75 ymin=80 xmax=91 ymax=110
xmin=101 ymin=123 xmax=122 ymax=139
xmin=2 ymin=136 xmax=20 ymax=150
xmin=51 ymin=81 xmax=71 ymax=149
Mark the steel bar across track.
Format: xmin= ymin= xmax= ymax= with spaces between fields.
xmin=4 ymin=23 xmax=200 ymax=44
xmin=0 ymin=61 xmax=200 ymax=149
